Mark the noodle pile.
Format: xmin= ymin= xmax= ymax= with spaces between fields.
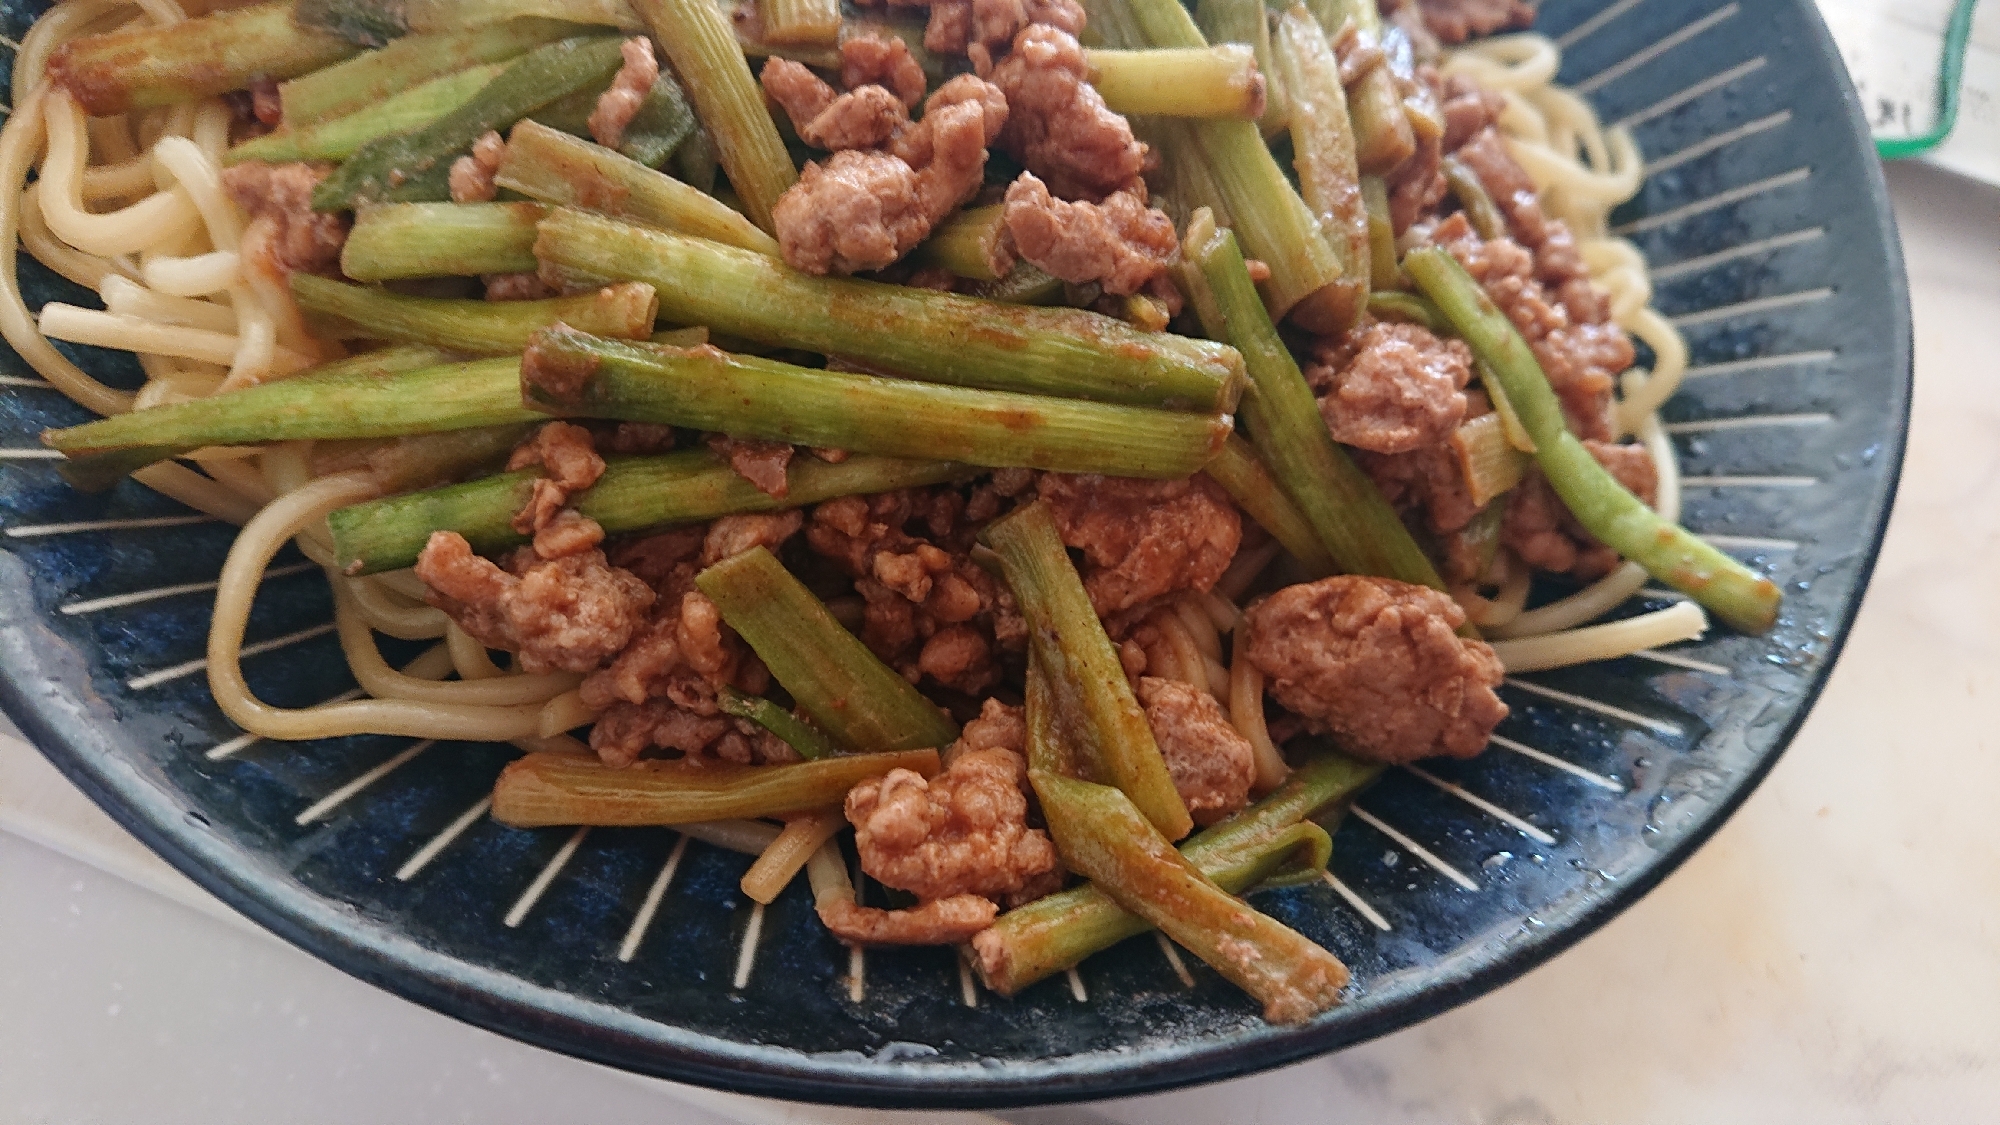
xmin=0 ymin=6 xmax=1702 ymax=756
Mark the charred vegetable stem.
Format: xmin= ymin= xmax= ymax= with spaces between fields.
xmin=328 ymin=450 xmax=970 ymax=574
xmin=910 ymin=204 xmax=1012 ymax=282
xmin=1313 ymin=0 xmax=1415 ymax=174
xmin=340 ymin=202 xmax=545 ymax=280
xmin=981 ymin=501 xmax=1193 ymax=841
xmin=1030 ymin=771 xmax=1350 ymax=1024
xmin=1195 ymin=0 xmax=1291 ymax=135
xmin=1202 ymin=435 xmax=1337 ymax=575
xmin=491 ymin=748 xmax=941 ymax=827
xmin=632 ymin=0 xmax=797 ymax=233
xmin=719 ymin=688 xmax=836 ymax=761
xmin=756 ymin=0 xmax=841 ymax=47
xmin=978 ymin=754 xmax=1377 ymax=994
xmin=1405 ymin=247 xmax=1782 ymax=633
xmin=1084 ymin=46 xmax=1267 ymax=120
xmin=522 ymin=327 xmax=1230 ymax=478
xmin=48 ymin=1 xmax=359 ymax=116
xmin=534 ymin=209 xmax=1245 ymax=411
xmin=497 ymin=121 xmax=780 ymax=256
xmin=1183 ymin=215 xmax=1448 ymax=591
xmin=278 ymin=17 xmax=585 ymax=122
xmin=228 ymin=64 xmax=506 ymax=164
xmin=291 ymin=275 xmax=657 ymax=353
xmin=696 ymin=547 xmax=962 ymax=753
xmin=1273 ymin=4 xmax=1370 ymax=334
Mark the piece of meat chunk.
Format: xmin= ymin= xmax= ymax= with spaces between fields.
xmin=588 ymin=698 xmax=794 ymax=767
xmin=447 ymin=129 xmax=506 ymax=203
xmin=416 ymin=530 xmax=655 ymax=676
xmin=701 ymin=510 xmax=804 ymax=567
xmin=1244 ymin=576 xmax=1507 ymax=765
xmin=1502 ymin=440 xmax=1658 ymax=580
xmin=990 ymin=24 xmax=1147 ymax=202
xmin=1426 ymin=213 xmax=1632 ymax=441
xmin=818 ymin=894 xmax=998 ymax=946
xmin=944 ymin=697 xmax=1026 ymax=765
xmin=805 ymin=83 xmax=912 ymax=151
xmin=771 ymin=76 xmax=1008 ymax=274
xmin=1136 ymin=677 xmax=1254 ymax=824
xmin=707 ymin=435 xmax=795 ymax=499
xmin=220 ymin=162 xmax=349 ymax=276
xmin=1037 ymin=474 xmax=1242 ymax=616
xmin=506 ymin=421 xmax=606 ymax=535
xmin=588 ymin=37 xmax=660 ymax=151
xmin=1410 ymin=0 xmax=1537 ymax=44
xmin=841 ymin=33 xmax=928 ymax=109
xmin=483 ymin=271 xmax=558 ymax=302
xmin=924 ymin=0 xmax=1087 ymax=70
xmin=761 ymin=56 xmax=838 ymax=132
xmin=846 ymin=746 xmax=1058 ymax=902
xmin=1002 ymin=173 xmax=1176 ymax=296
xmin=1308 ymin=321 xmax=1475 ymax=454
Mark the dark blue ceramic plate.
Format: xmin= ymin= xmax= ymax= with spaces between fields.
xmin=0 ymin=0 xmax=1909 ymax=1108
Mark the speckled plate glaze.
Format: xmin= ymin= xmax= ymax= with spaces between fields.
xmin=0 ymin=0 xmax=1910 ymax=1107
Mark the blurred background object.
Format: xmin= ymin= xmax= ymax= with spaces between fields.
xmin=1821 ymin=0 xmax=1994 ymax=175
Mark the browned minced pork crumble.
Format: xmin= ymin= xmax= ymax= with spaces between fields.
xmin=505 ymin=422 xmax=606 ymax=536
xmin=844 ymin=699 xmax=1058 ymax=909
xmin=1002 ymin=173 xmax=1178 ymax=296
xmin=920 ymin=0 xmax=1088 ymax=73
xmin=1244 ymin=576 xmax=1508 ymax=766
xmin=447 ymin=130 xmax=506 ymax=204
xmin=587 ymin=38 xmax=659 ymax=152
xmin=219 ymin=162 xmax=349 ymax=277
xmin=1392 ymin=0 xmax=1539 ymax=44
xmin=1136 ymin=676 xmax=1255 ymax=824
xmin=840 ymin=33 xmax=929 ymax=110
xmin=1307 ymin=320 xmax=1476 ymax=455
xmin=1037 ymin=473 xmax=1242 ymax=617
xmin=989 ymin=24 xmax=1147 ymax=202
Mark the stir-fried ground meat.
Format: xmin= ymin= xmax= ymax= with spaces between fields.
xmin=1502 ymin=440 xmax=1658 ymax=579
xmin=599 ymin=422 xmax=676 ymax=455
xmin=1038 ymin=474 xmax=1241 ymax=616
xmin=483 ymin=271 xmax=557 ymax=301
xmin=702 ymin=510 xmax=806 ymax=568
xmin=1307 ymin=321 xmax=1475 ymax=454
xmin=248 ymin=76 xmax=282 ymax=127
xmin=806 ymin=487 xmax=1027 ymax=692
xmin=1358 ymin=439 xmax=1482 ymax=538
xmin=1450 ymin=129 xmax=1610 ymax=322
xmin=923 ymin=0 xmax=1087 ymax=70
xmin=819 ymin=893 xmax=998 ymax=946
xmin=589 ymin=699 xmax=794 ymax=768
xmin=945 ymin=697 xmax=1026 ymax=764
xmin=588 ymin=38 xmax=659 ymax=151
xmin=219 ymin=162 xmax=348 ymax=276
xmin=841 ymin=33 xmax=928 ymax=109
xmin=990 ymin=25 xmax=1147 ymax=202
xmin=1136 ymin=677 xmax=1254 ymax=824
xmin=506 ymin=421 xmax=605 ymax=535
xmin=1245 ymin=576 xmax=1507 ymax=765
xmin=447 ymin=129 xmax=505 ymax=203
xmin=770 ymin=74 xmax=1008 ymax=274
xmin=787 ymin=78 xmax=911 ymax=151
xmin=1407 ymin=0 xmax=1537 ymax=44
xmin=1002 ymin=174 xmax=1177 ymax=296
xmin=416 ymin=529 xmax=654 ymax=676
xmin=707 ymin=435 xmax=794 ymax=498
xmin=845 ymin=746 xmax=1058 ymax=902
xmin=1427 ymin=213 xmax=1632 ymax=441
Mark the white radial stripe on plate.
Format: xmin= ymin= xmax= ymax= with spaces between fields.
xmin=1402 ymin=765 xmax=1559 ymax=845
xmin=957 ymin=953 xmax=980 ymax=1008
xmin=1643 ymin=110 xmax=1792 ymax=178
xmin=127 ymin=620 xmax=336 ymax=690
xmin=1321 ymin=871 xmax=1392 ymax=931
xmin=504 ymin=826 xmax=589 ymax=928
xmin=62 ymin=561 xmax=317 ymax=615
xmin=1669 ymin=287 xmax=1834 ymax=329
xmin=295 ymin=740 xmax=435 ymax=825
xmin=1489 ymin=733 xmax=1626 ymax=792
xmin=847 ymin=943 xmax=866 ymax=1003
xmin=0 ymin=32 xmax=18 ymax=50
xmin=1503 ymin=677 xmax=1680 ymax=735
xmin=733 ymin=901 xmax=766 ymax=990
xmin=1065 ymin=966 xmax=1088 ymax=1003
xmin=1685 ymin=350 xmax=1837 ymax=378
xmin=0 ymin=375 xmax=50 ymax=388
xmin=1701 ymin=533 xmax=1800 ymax=551
xmin=0 ymin=447 xmax=64 ymax=460
xmin=1648 ymin=227 xmax=1825 ymax=281
xmin=7 ymin=512 xmax=213 ymax=538
xmin=205 ymin=686 xmax=365 ymax=761
xmin=1612 ymin=56 xmax=1767 ymax=130
xmin=1610 ymin=167 xmax=1811 ymax=236
xmin=1574 ymin=3 xmax=1738 ymax=94
xmin=1350 ymin=807 xmax=1479 ymax=891
xmin=1663 ymin=411 xmax=1833 ymax=433
xmin=619 ymin=834 xmax=690 ymax=962
xmin=1631 ymin=648 xmax=1731 ymax=675
xmin=395 ymin=794 xmax=493 ymax=881
xmin=1679 ymin=474 xmax=1818 ymax=488
xmin=1155 ymin=932 xmax=1195 ymax=988
xmin=1556 ymin=0 xmax=1645 ymax=48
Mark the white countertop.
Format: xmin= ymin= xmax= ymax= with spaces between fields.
xmin=2 ymin=160 xmax=1995 ymax=1125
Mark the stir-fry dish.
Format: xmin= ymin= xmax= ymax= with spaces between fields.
xmin=5 ymin=0 xmax=1781 ymax=1024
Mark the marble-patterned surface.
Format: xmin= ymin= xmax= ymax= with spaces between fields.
xmin=1 ymin=161 xmax=1993 ymax=1124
